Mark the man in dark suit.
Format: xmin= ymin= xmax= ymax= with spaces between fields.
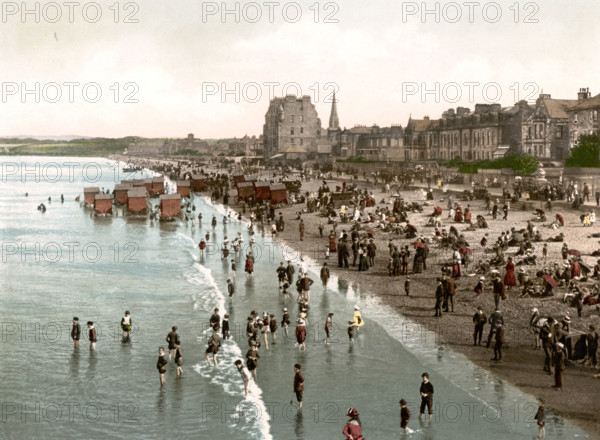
xmin=443 ymin=276 xmax=456 ymax=312
xmin=491 ymin=323 xmax=505 ymax=361
xmin=338 ymin=239 xmax=349 ymax=268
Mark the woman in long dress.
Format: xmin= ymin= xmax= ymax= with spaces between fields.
xmin=245 ymin=253 xmax=254 ymax=276
xmin=353 ymin=306 xmax=364 ymax=333
xmin=504 ymin=256 xmax=517 ymax=290
xmin=329 ymin=232 xmax=337 ymax=253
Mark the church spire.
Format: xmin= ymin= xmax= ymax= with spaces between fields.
xmin=328 ymin=92 xmax=339 ymax=130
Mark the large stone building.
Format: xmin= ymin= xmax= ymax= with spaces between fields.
xmin=568 ymin=88 xmax=600 ymax=148
xmin=229 ymin=135 xmax=263 ymax=157
xmin=522 ymin=93 xmax=577 ymax=160
xmin=262 ymin=95 xmax=323 ymax=159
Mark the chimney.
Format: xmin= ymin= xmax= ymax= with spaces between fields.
xmin=578 ymin=87 xmax=591 ymax=102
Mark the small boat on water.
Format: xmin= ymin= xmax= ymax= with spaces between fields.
xmin=122 ymin=164 xmax=142 ymax=173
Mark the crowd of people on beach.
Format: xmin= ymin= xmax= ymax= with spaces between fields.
xmin=89 ymin=156 xmax=600 ymax=437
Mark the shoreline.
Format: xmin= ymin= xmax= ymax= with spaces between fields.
xmin=117 ymin=155 xmax=600 ymax=437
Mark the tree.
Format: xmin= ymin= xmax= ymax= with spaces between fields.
xmin=565 ymin=134 xmax=600 ymax=167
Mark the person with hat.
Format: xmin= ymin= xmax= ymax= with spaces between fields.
xmin=367 ymin=239 xmax=377 ymax=267
xmin=539 ymin=318 xmax=554 ymax=373
xmin=347 ymin=320 xmax=355 ymax=345
xmin=353 ymin=305 xmax=364 ymax=332
xmin=70 ymin=317 xmax=81 ymax=348
xmin=121 ymin=310 xmax=132 ymax=341
xmin=293 ymin=364 xmax=304 ymax=408
xmin=473 ymin=307 xmax=487 ymax=346
xmin=295 ymin=318 xmax=307 ymax=351
xmin=552 ymin=342 xmax=567 ymax=390
xmin=399 ymin=399 xmax=410 ymax=434
xmin=343 ymin=407 xmax=363 ymax=439
xmin=418 ymin=372 xmax=434 ymax=420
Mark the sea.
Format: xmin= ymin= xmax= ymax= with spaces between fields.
xmin=0 ymin=156 xmax=592 ymax=439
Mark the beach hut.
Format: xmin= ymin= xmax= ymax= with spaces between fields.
xmin=160 ymin=194 xmax=182 ymax=219
xmin=143 ymin=179 xmax=153 ymax=194
xmin=236 ymin=182 xmax=255 ymax=202
xmin=113 ymin=183 xmax=133 ymax=205
xmin=232 ymin=172 xmax=245 ymax=184
xmin=83 ymin=187 xmax=100 ymax=205
xmin=94 ymin=194 xmax=113 ymax=215
xmin=129 ymin=179 xmax=147 ymax=194
xmin=269 ymin=183 xmax=287 ymax=204
xmin=176 ymin=180 xmax=191 ymax=198
xmin=150 ymin=176 xmax=165 ymax=196
xmin=127 ymin=189 xmax=147 ymax=214
xmin=191 ymin=174 xmax=206 ymax=192
xmin=244 ymin=174 xmax=258 ymax=184
xmin=254 ymin=181 xmax=271 ymax=202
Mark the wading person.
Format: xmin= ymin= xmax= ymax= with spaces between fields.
xmin=324 ymin=313 xmax=334 ymax=344
xmin=293 ymin=363 xmax=304 ymax=409
xmin=120 ymin=310 xmax=132 ymax=341
xmin=174 ymin=344 xmax=183 ymax=377
xmin=205 ymin=329 xmax=221 ymax=366
xmin=157 ymin=347 xmax=167 ymax=386
xmin=71 ymin=317 xmax=81 ymax=348
xmin=320 ymin=262 xmax=330 ymax=289
xmin=343 ymin=408 xmax=363 ymax=440
xmin=166 ymin=326 xmax=180 ymax=361
xmin=87 ymin=321 xmax=97 ymax=350
xmin=235 ymin=359 xmax=251 ymax=397
xmin=418 ymin=372 xmax=434 ymax=421
xmin=296 ymin=318 xmax=307 ymax=351
xmin=246 ymin=342 xmax=259 ymax=380
xmin=534 ymin=397 xmax=545 ymax=439
xmin=400 ymin=399 xmax=410 ymax=434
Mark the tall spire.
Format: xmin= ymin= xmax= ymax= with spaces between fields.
xmin=328 ymin=92 xmax=339 ymax=130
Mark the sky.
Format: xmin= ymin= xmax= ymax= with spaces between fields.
xmin=1 ymin=0 xmax=599 ymax=139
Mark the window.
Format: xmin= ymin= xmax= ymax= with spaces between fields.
xmin=574 ymin=113 xmax=578 ymax=124
xmin=290 ymin=127 xmax=294 ymax=135
xmin=528 ymin=127 xmax=532 ymax=138
xmin=539 ymin=124 xmax=544 ymax=136
xmin=300 ymin=116 xmax=304 ymax=122
xmin=300 ymin=127 xmax=304 ymax=134
xmin=594 ymin=110 xmax=598 ymax=123
xmin=557 ymin=126 xmax=563 ymax=138
xmin=590 ymin=111 xmax=593 ymax=123
xmin=291 ymin=138 xmax=295 ymax=144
